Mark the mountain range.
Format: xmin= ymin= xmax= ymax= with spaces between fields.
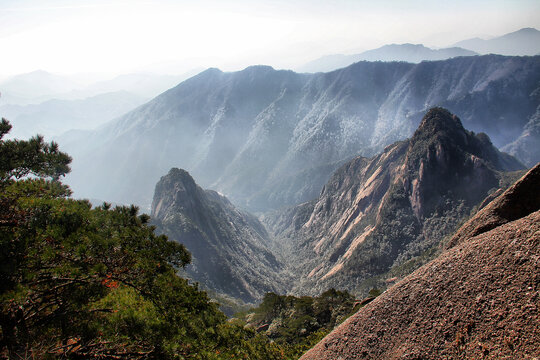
xmin=298 ymin=28 xmax=540 ymax=73
xmin=62 ymin=55 xmax=540 ymax=212
xmin=144 ymin=108 xmax=526 ymax=311
xmin=0 ymin=70 xmax=195 ymax=106
xmin=454 ymin=27 xmax=540 ymax=56
xmin=298 ymin=44 xmax=477 ymax=73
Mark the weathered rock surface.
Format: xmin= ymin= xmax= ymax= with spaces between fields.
xmin=301 ymin=163 xmax=540 ymax=359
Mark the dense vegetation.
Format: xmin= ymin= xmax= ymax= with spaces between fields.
xmin=234 ymin=289 xmax=369 ymax=359
xmin=0 ymin=119 xmax=289 ymax=359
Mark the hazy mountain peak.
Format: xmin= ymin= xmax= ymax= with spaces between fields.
xmin=297 ymin=43 xmax=477 ymax=72
xmin=241 ymin=65 xmax=275 ymax=72
xmin=454 ymin=27 xmax=540 ymax=55
xmin=201 ymin=67 xmax=223 ymax=74
xmin=515 ymin=27 xmax=539 ymax=33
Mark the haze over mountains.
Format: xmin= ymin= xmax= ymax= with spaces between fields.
xmin=0 ymin=70 xmax=198 ymax=141
xmin=0 ymin=70 xmax=195 ymax=106
xmin=62 ymin=54 xmax=539 ymax=212
xmin=454 ymin=27 xmax=540 ymax=56
xmin=0 ymin=91 xmax=146 ymax=139
xmin=298 ymin=44 xmax=477 ymax=73
xmin=298 ymin=28 xmax=540 ymax=73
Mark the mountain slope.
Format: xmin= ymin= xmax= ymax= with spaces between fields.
xmin=265 ymin=108 xmax=525 ymax=296
xmin=298 ymin=44 xmax=477 ymax=73
xmin=63 ymin=55 xmax=540 ymax=211
xmin=151 ymin=168 xmax=285 ymax=304
xmin=454 ymin=27 xmax=540 ymax=56
xmin=300 ymin=163 xmax=540 ymax=359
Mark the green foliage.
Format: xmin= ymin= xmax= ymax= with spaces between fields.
xmin=0 ymin=121 xmax=284 ymax=359
xmin=0 ymin=118 xmax=71 ymax=183
xmin=235 ymin=289 xmax=358 ymax=359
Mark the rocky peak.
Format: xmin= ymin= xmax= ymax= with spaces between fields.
xmin=151 ymin=167 xmax=285 ymax=304
xmin=151 ymin=168 xmax=202 ymax=221
xmin=404 ymin=107 xmax=524 ymax=220
xmin=267 ymin=108 xmax=525 ymax=297
xmin=414 ymin=107 xmax=466 ymax=140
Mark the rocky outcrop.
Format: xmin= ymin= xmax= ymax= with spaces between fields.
xmin=151 ymin=168 xmax=285 ymax=304
xmin=64 ymin=55 xmax=540 ymax=211
xmin=300 ymin=164 xmax=540 ymax=359
xmin=266 ymin=108 xmax=525 ymax=296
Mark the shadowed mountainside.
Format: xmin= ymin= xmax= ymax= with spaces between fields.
xmin=151 ymin=168 xmax=286 ymax=304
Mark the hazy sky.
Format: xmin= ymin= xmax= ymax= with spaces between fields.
xmin=1 ymin=0 xmax=539 ymax=76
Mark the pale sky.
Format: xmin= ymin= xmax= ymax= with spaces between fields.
xmin=1 ymin=0 xmax=539 ymax=76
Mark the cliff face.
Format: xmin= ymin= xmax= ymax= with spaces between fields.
xmin=151 ymin=168 xmax=285 ymax=304
xmin=300 ymin=163 xmax=540 ymax=360
xmin=266 ymin=108 xmax=525 ymax=296
xmin=64 ymin=55 xmax=540 ymax=211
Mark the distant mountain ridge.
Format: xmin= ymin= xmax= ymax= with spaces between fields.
xmin=0 ymin=70 xmax=195 ymax=106
xmin=454 ymin=27 xmax=540 ymax=56
xmin=265 ymin=108 xmax=525 ymax=296
xmin=151 ymin=168 xmax=286 ymax=304
xmin=0 ymin=91 xmax=146 ymax=139
xmin=63 ymin=55 xmax=540 ymax=211
xmin=298 ymin=44 xmax=477 ymax=73
xmin=298 ymin=28 xmax=540 ymax=74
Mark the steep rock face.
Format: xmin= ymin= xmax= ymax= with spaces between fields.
xmin=151 ymin=168 xmax=284 ymax=304
xmin=266 ymin=108 xmax=525 ymax=296
xmin=301 ymin=164 xmax=540 ymax=360
xmin=64 ymin=55 xmax=540 ymax=211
